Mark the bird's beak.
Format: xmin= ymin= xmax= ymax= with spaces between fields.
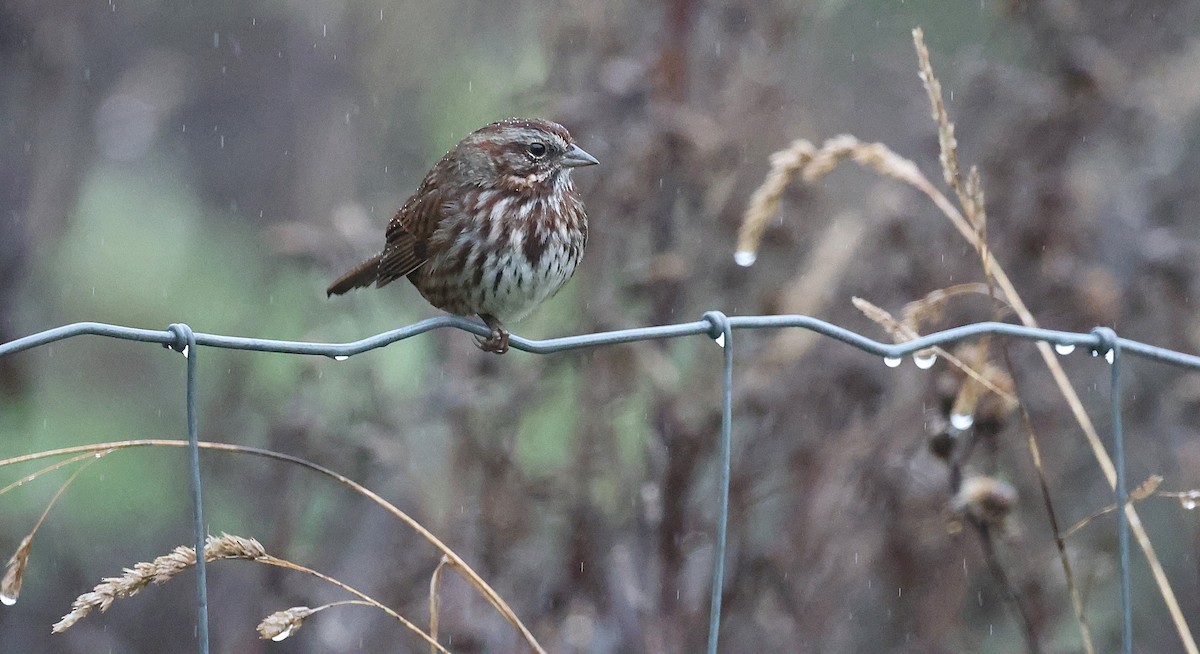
xmin=562 ymin=144 xmax=599 ymax=168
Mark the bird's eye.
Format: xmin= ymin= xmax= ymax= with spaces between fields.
xmin=527 ymin=142 xmax=548 ymax=158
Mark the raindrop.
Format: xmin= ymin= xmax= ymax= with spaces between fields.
xmin=714 ymin=333 xmax=725 ymax=348
xmin=0 ymin=594 xmax=15 ymax=606
xmin=272 ymin=625 xmax=294 ymax=642
xmin=950 ymin=412 xmax=974 ymax=430
xmin=1105 ymin=350 xmax=1115 ymax=364
xmin=334 ymin=355 xmax=349 ymax=361
xmin=883 ymin=356 xmax=902 ymax=368
xmin=1054 ymin=343 xmax=1076 ymax=355
xmin=913 ymin=353 xmax=937 ymax=369
xmin=733 ymin=250 xmax=757 ymax=267
xmin=180 ymin=345 xmax=190 ymax=359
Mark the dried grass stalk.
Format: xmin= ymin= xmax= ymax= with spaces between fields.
xmin=851 ymin=296 xmax=1015 ymax=403
xmin=0 ymin=439 xmax=545 ymax=654
xmin=53 ymin=533 xmax=265 ymax=633
xmin=899 ymin=283 xmax=1009 ymax=333
xmin=429 ymin=556 xmax=450 ymax=654
xmin=737 ymin=26 xmax=1196 ymax=653
xmin=909 ymin=27 xmax=1191 ymax=653
xmin=2 ymin=452 xmax=105 ymax=606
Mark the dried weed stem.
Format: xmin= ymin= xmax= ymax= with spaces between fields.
xmin=2 ymin=452 xmax=107 ymax=605
xmin=0 ymin=440 xmax=542 ymax=653
xmin=51 ymin=532 xmax=451 ymax=653
xmin=735 ymin=25 xmax=1200 ymax=654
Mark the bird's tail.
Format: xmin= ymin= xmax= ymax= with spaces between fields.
xmin=326 ymin=255 xmax=381 ymax=296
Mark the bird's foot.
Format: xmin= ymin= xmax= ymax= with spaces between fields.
xmin=475 ymin=315 xmax=509 ymax=354
xmin=475 ymin=328 xmax=509 ymax=354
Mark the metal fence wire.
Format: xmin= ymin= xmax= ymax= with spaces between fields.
xmin=4 ymin=313 xmax=1200 ymax=654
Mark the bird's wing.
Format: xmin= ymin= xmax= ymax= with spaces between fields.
xmin=376 ymin=180 xmax=444 ymax=286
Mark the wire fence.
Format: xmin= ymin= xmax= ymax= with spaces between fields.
xmin=3 ymin=312 xmax=1199 ymax=654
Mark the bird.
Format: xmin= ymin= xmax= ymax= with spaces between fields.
xmin=327 ymin=118 xmax=598 ymax=353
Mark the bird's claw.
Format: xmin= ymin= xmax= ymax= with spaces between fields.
xmin=475 ymin=327 xmax=509 ymax=354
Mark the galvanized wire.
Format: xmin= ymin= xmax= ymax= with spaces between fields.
xmin=1 ymin=313 xmax=1189 ymax=653
xmin=165 ymin=323 xmax=210 ymax=653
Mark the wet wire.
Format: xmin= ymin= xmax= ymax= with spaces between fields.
xmin=0 ymin=313 xmax=1177 ymax=654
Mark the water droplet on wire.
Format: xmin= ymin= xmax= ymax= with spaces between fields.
xmin=950 ymin=413 xmax=974 ymax=430
xmin=180 ymin=345 xmax=189 ymax=359
xmin=1105 ymin=350 xmax=1115 ymax=364
xmin=714 ymin=333 xmax=725 ymax=348
xmin=333 ymin=355 xmax=349 ymax=361
xmin=883 ymin=356 xmax=902 ymax=368
xmin=1054 ymin=343 xmax=1076 ymax=355
xmin=913 ymin=353 xmax=937 ymax=369
xmin=0 ymin=594 xmax=16 ymax=606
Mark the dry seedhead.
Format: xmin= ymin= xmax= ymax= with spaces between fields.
xmin=52 ymin=531 xmax=453 ymax=652
xmin=734 ymin=134 xmax=928 ymax=266
xmin=52 ymin=534 xmax=266 ymax=633
xmin=732 ymin=24 xmax=1198 ymax=654
xmin=734 ymin=138 xmax=816 ymax=266
xmin=952 ymin=475 xmax=1018 ymax=531
xmin=258 ymin=606 xmax=316 ymax=642
xmin=0 ymin=451 xmax=106 ymax=607
xmin=0 ymin=441 xmax=533 ymax=653
xmin=913 ymin=27 xmax=960 ymax=197
xmin=913 ymin=27 xmax=988 ymax=239
xmin=1 ymin=536 xmax=32 ymax=606
xmin=255 ymin=600 xmax=376 ymax=642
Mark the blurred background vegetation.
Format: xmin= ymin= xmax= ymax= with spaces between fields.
xmin=2 ymin=0 xmax=1200 ymax=652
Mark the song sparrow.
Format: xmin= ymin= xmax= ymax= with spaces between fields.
xmin=327 ymin=118 xmax=598 ymax=353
